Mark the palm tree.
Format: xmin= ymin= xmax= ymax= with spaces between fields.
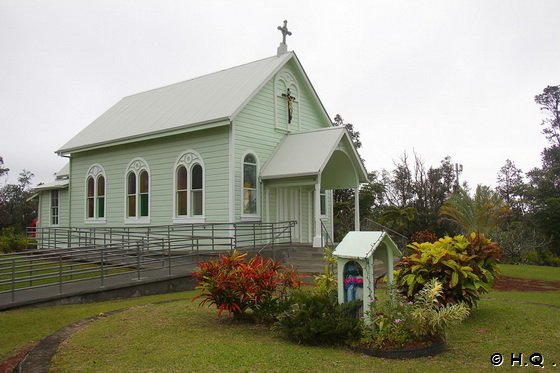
xmin=439 ymin=185 xmax=509 ymax=235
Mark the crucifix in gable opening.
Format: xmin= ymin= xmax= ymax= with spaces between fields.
xmin=282 ymin=88 xmax=296 ymax=124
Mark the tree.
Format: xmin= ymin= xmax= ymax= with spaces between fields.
xmin=526 ymin=145 xmax=560 ymax=255
xmin=496 ymin=159 xmax=526 ymax=218
xmin=0 ymin=156 xmax=9 ymax=178
xmin=379 ymin=152 xmax=459 ymax=237
xmin=0 ymin=169 xmax=36 ymax=231
xmin=439 ymin=185 xmax=509 ymax=236
xmin=333 ymin=114 xmax=362 ymax=150
xmin=534 ymin=85 xmax=560 ymax=146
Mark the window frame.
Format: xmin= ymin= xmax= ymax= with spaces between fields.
xmin=173 ymin=151 xmax=205 ymax=223
xmin=50 ymin=189 xmax=60 ymax=226
xmin=320 ymin=189 xmax=327 ymax=217
xmin=124 ymin=158 xmax=150 ymax=225
xmin=241 ymin=151 xmax=259 ymax=219
xmin=84 ymin=164 xmax=107 ymax=224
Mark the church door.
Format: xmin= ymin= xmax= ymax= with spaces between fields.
xmin=277 ymin=187 xmax=301 ymax=242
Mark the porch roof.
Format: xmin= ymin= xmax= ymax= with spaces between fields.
xmin=33 ymin=179 xmax=69 ymax=191
xmin=260 ymin=127 xmax=368 ymax=188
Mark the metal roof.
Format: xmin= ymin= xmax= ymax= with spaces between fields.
xmin=333 ymin=231 xmax=401 ymax=260
xmin=260 ymin=127 xmax=368 ymax=182
xmin=57 ymin=53 xmax=295 ymax=154
xmin=55 ymin=163 xmax=69 ymax=178
xmin=34 ymin=179 xmax=69 ymax=191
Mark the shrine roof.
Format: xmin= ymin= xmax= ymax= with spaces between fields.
xmin=57 ymin=52 xmax=296 ymax=154
xmin=333 ymin=231 xmax=401 ymax=260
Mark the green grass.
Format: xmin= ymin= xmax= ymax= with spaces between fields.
xmin=497 ymin=263 xmax=560 ymax=282
xmin=48 ymin=291 xmax=560 ymax=372
xmin=1 ymin=264 xmax=559 ymax=372
xmin=0 ymin=292 xmax=191 ymax=360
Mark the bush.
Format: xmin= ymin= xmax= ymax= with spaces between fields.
xmin=410 ymin=230 xmax=438 ymax=245
xmin=192 ymin=250 xmax=301 ymax=322
xmin=395 ymin=233 xmax=500 ymax=307
xmin=313 ymin=245 xmax=337 ymax=295
xmin=362 ymin=288 xmax=414 ymax=349
xmin=274 ymin=290 xmax=362 ymax=345
xmin=0 ymin=227 xmax=32 ymax=253
xmin=362 ymin=279 xmax=470 ymax=349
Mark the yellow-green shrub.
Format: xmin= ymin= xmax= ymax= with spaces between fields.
xmin=395 ymin=233 xmax=500 ymax=307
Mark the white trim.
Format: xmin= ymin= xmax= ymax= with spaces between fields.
xmin=37 ymin=193 xmax=42 ymax=228
xmin=307 ymin=190 xmax=313 ymax=243
xmin=329 ymin=190 xmax=334 ymax=242
xmin=240 ymin=150 xmax=260 ymax=218
xmin=124 ymin=158 xmax=151 ymax=224
xmin=274 ymin=69 xmax=301 ymax=132
xmin=84 ymin=219 xmax=107 ymax=225
xmin=312 ymin=179 xmax=322 ymax=247
xmin=173 ymin=217 xmax=205 ymax=224
xmin=85 ymin=164 xmax=107 ymax=223
xmin=228 ymin=123 xmax=235 ymax=223
xmin=172 ymin=150 xmax=206 ymax=221
xmin=50 ymin=189 xmax=60 ymax=227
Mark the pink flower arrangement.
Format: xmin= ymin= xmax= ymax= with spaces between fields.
xmin=343 ymin=276 xmax=364 ymax=288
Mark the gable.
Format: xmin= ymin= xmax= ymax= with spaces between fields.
xmin=260 ymin=127 xmax=368 ymax=187
xmin=57 ymin=53 xmax=294 ymax=154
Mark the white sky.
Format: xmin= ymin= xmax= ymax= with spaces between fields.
xmin=1 ymin=0 xmax=558 ymax=188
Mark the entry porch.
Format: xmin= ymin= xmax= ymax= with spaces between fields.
xmin=260 ymin=127 xmax=368 ymax=247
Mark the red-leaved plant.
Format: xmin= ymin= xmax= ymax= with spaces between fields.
xmin=192 ymin=250 xmax=301 ymax=321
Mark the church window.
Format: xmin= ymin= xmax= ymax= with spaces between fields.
xmin=176 ymin=166 xmax=188 ymax=216
xmin=320 ymin=189 xmax=327 ymax=216
xmin=125 ymin=159 xmax=150 ymax=223
xmin=174 ymin=151 xmax=204 ymax=221
xmin=50 ymin=190 xmax=59 ymax=225
xmin=191 ymin=164 xmax=203 ymax=216
xmin=85 ymin=164 xmax=106 ymax=222
xmin=243 ymin=153 xmax=258 ymax=215
xmin=127 ymin=172 xmax=136 ymax=217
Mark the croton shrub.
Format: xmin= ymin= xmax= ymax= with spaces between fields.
xmin=192 ymin=250 xmax=302 ymax=322
xmin=395 ymin=233 xmax=501 ymax=307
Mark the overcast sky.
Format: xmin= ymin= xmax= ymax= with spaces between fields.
xmin=1 ymin=0 xmax=558 ymax=189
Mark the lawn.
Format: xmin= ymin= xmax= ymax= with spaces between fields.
xmin=1 ymin=264 xmax=559 ymax=372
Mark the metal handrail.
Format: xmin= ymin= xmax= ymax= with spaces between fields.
xmin=257 ymin=221 xmax=296 ymax=254
xmin=319 ymin=218 xmax=334 ymax=248
xmin=3 ymin=221 xmax=296 ymax=303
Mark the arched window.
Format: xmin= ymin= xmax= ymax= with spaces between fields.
xmin=127 ymin=172 xmax=136 ymax=217
xmin=175 ymin=151 xmax=204 ymax=221
xmin=191 ymin=164 xmax=203 ymax=216
xmin=85 ymin=164 xmax=106 ymax=221
xmin=176 ymin=166 xmax=188 ymax=216
xmin=243 ymin=153 xmax=258 ymax=215
xmin=125 ymin=159 xmax=150 ymax=222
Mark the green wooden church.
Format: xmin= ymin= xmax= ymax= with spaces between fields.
xmin=34 ymin=23 xmax=367 ymax=248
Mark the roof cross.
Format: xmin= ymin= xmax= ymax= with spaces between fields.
xmin=277 ymin=20 xmax=292 ymax=45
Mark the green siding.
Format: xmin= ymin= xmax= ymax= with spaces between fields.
xmin=40 ymin=55 xmax=339 ymax=246
xmin=234 ymin=60 xmax=334 ymax=242
xmin=37 ymin=188 xmax=69 ymax=228
xmin=68 ymin=125 xmax=230 ymax=227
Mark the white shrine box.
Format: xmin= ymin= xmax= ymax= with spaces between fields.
xmin=332 ymin=231 xmax=401 ymax=323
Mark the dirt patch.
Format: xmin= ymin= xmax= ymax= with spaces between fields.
xmin=0 ymin=342 xmax=36 ymax=373
xmin=493 ymin=275 xmax=560 ymax=292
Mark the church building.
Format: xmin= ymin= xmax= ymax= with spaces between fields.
xmin=34 ymin=22 xmax=368 ymax=248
